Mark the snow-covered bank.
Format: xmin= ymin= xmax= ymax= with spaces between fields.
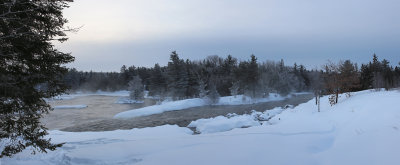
xmin=114 ymin=98 xmax=207 ymax=118
xmin=3 ymin=90 xmax=400 ymax=165
xmin=53 ymin=105 xmax=88 ymax=109
xmin=114 ymin=93 xmax=289 ymax=118
xmin=188 ymin=107 xmax=285 ymax=134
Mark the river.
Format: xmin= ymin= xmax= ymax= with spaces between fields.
xmin=42 ymin=94 xmax=314 ymax=132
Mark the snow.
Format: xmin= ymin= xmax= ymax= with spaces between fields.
xmin=188 ymin=114 xmax=261 ymax=133
xmin=216 ymin=93 xmax=286 ymax=105
xmin=53 ymin=105 xmax=88 ymax=109
xmin=48 ymin=95 xmax=76 ymax=101
xmin=3 ymin=90 xmax=400 ymax=165
xmin=114 ymin=98 xmax=207 ymax=118
xmin=188 ymin=107 xmax=286 ymax=134
xmin=114 ymin=93 xmax=288 ymax=118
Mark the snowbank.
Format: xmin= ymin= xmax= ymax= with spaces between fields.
xmin=188 ymin=114 xmax=260 ymax=133
xmin=188 ymin=107 xmax=285 ymax=134
xmin=4 ymin=90 xmax=400 ymax=165
xmin=114 ymin=93 xmax=289 ymax=118
xmin=216 ymin=93 xmax=286 ymax=105
xmin=114 ymin=98 xmax=207 ymax=118
xmin=53 ymin=105 xmax=88 ymax=109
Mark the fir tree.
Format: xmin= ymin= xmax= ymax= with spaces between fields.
xmin=148 ymin=63 xmax=167 ymax=98
xmin=360 ymin=64 xmax=373 ymax=89
xmin=167 ymin=51 xmax=188 ymax=100
xmin=0 ymin=0 xmax=74 ymax=157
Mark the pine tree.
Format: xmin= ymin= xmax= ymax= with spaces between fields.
xmin=167 ymin=51 xmax=188 ymax=100
xmin=148 ymin=63 xmax=167 ymax=98
xmin=371 ymin=54 xmax=384 ymax=89
xmin=185 ymin=59 xmax=199 ymax=98
xmin=0 ymin=0 xmax=74 ymax=157
xmin=299 ymin=65 xmax=310 ymax=89
xmin=381 ymin=59 xmax=394 ymax=89
xmin=219 ymin=55 xmax=237 ymax=96
xmin=338 ymin=60 xmax=360 ymax=93
xmin=360 ymin=64 xmax=373 ymax=89
xmin=238 ymin=55 xmax=259 ymax=98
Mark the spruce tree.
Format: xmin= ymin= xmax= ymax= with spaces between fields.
xmin=0 ymin=0 xmax=74 ymax=157
xmin=148 ymin=63 xmax=167 ymax=98
xmin=247 ymin=55 xmax=259 ymax=97
xmin=360 ymin=64 xmax=373 ymax=89
xmin=167 ymin=51 xmax=188 ymax=100
xmin=338 ymin=60 xmax=360 ymax=93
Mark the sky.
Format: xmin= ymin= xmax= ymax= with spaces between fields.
xmin=56 ymin=0 xmax=400 ymax=72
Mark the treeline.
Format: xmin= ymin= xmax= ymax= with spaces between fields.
xmin=318 ymin=54 xmax=400 ymax=106
xmin=64 ymin=52 xmax=400 ymax=102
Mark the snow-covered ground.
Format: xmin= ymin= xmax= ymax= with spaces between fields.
xmin=114 ymin=93 xmax=288 ymax=118
xmin=3 ymin=90 xmax=400 ymax=165
xmin=53 ymin=105 xmax=88 ymax=109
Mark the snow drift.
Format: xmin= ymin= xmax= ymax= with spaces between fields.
xmin=188 ymin=107 xmax=285 ymax=134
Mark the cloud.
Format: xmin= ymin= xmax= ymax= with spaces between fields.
xmin=58 ymin=0 xmax=400 ymax=71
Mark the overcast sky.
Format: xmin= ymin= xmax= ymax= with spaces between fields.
xmin=56 ymin=0 xmax=400 ymax=71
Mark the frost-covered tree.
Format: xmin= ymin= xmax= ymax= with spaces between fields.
xmin=128 ymin=76 xmax=144 ymax=101
xmin=0 ymin=0 xmax=74 ymax=157
xmin=229 ymin=81 xmax=240 ymax=98
xmin=309 ymin=70 xmax=323 ymax=111
xmin=197 ymin=79 xmax=208 ymax=98
xmin=206 ymin=84 xmax=220 ymax=104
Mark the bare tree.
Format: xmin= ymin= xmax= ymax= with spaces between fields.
xmin=323 ymin=61 xmax=341 ymax=105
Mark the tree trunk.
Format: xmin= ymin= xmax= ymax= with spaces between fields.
xmin=318 ymin=95 xmax=321 ymax=112
xmin=335 ymin=90 xmax=339 ymax=103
